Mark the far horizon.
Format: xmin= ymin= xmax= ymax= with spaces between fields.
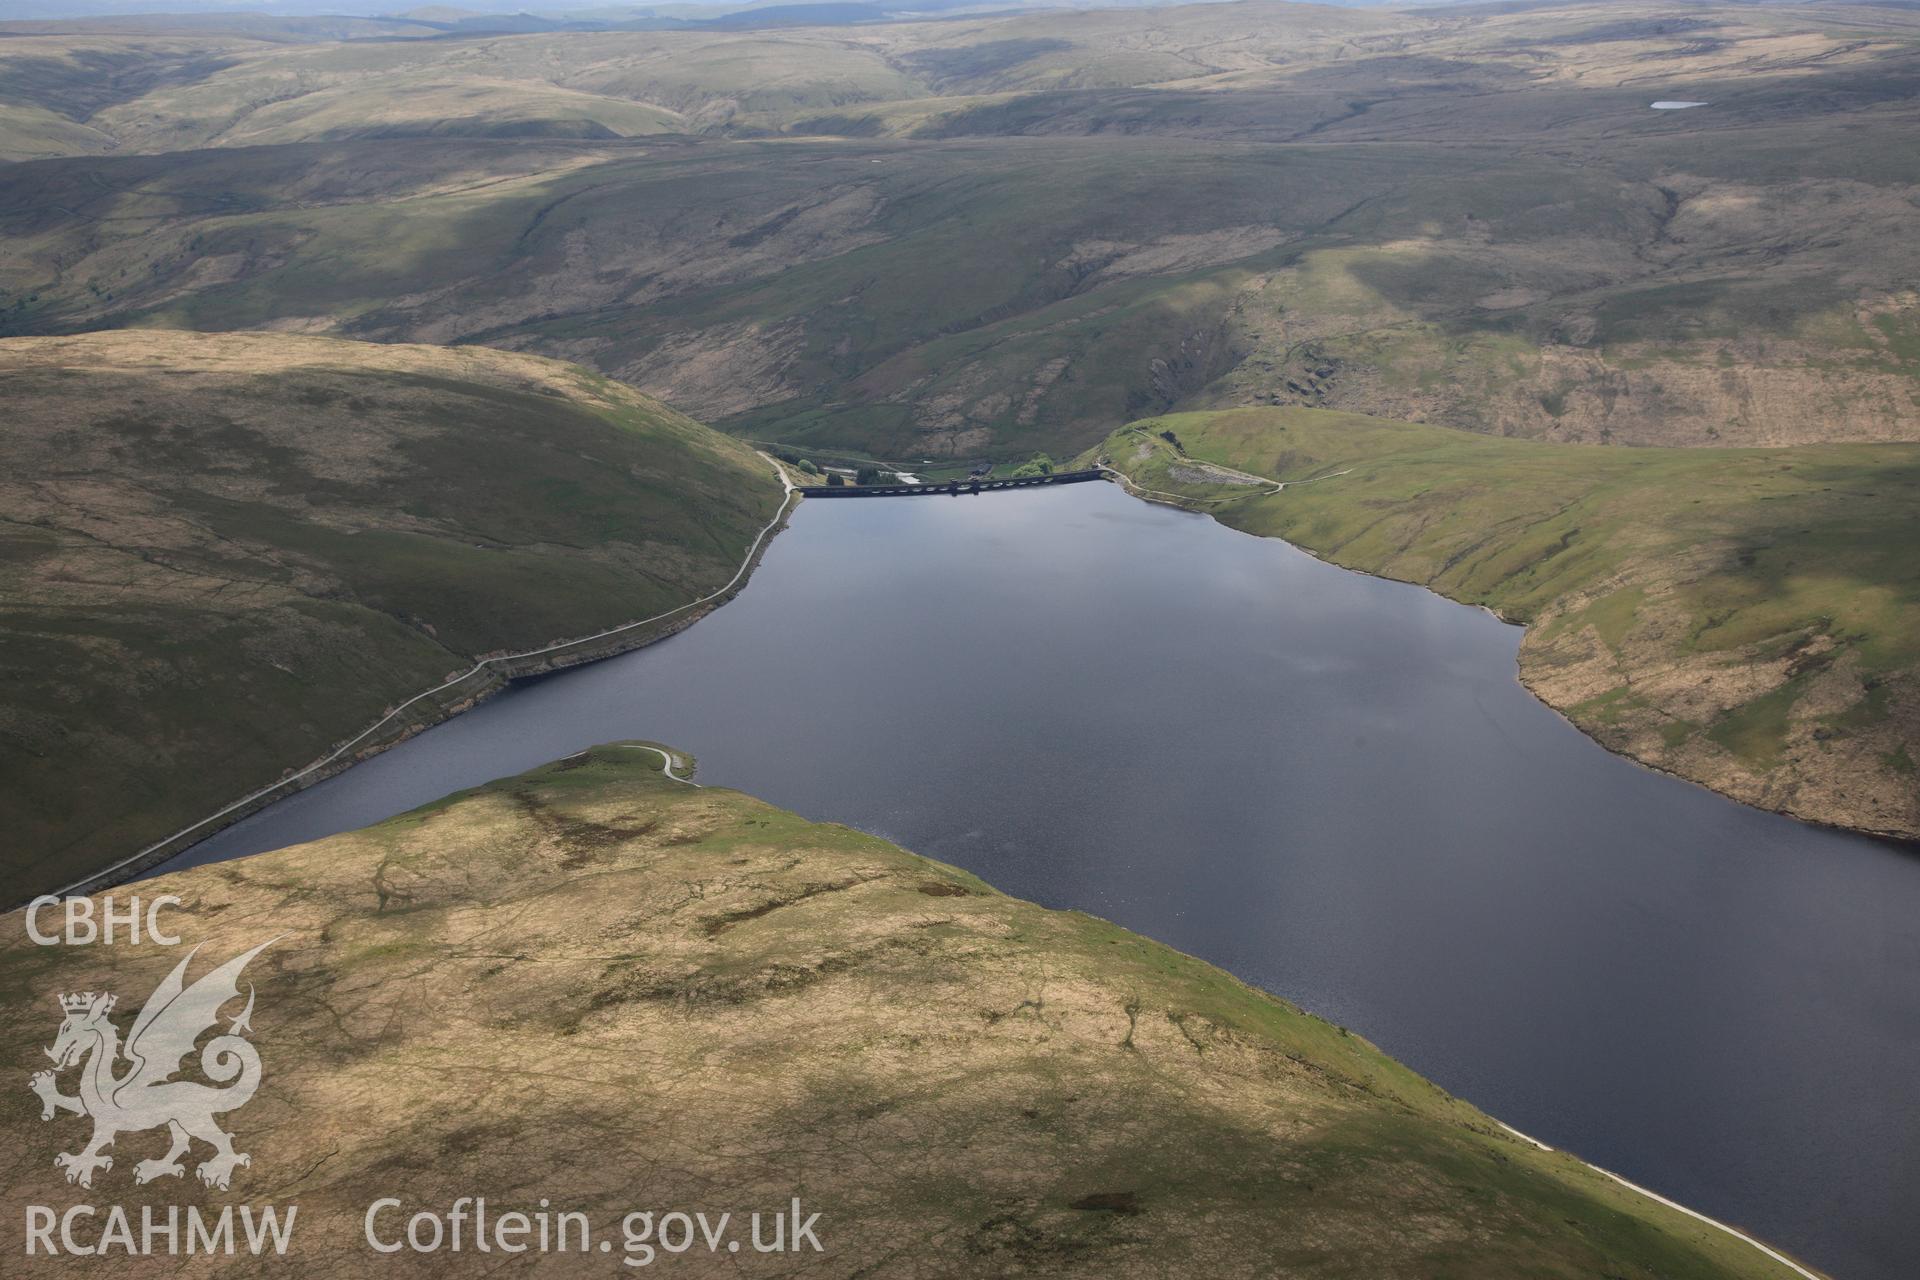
xmin=0 ymin=0 xmax=1384 ymax=23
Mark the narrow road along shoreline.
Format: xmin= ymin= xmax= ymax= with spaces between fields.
xmin=52 ymin=453 xmax=796 ymax=898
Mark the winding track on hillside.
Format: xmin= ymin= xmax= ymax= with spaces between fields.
xmin=619 ymin=744 xmax=699 ymax=786
xmin=53 ymin=454 xmax=796 ymax=897
xmin=1096 ymin=459 xmax=1352 ymax=506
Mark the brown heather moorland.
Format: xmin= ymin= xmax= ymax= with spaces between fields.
xmin=2 ymin=2 xmax=1920 ymax=460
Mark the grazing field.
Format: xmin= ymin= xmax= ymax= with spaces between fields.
xmin=0 ymin=745 xmax=1817 ymax=1279
xmin=0 ymin=330 xmax=783 ymax=900
xmin=1091 ymin=408 xmax=1920 ymax=839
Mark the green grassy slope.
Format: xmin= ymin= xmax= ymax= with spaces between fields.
xmin=0 ymin=745 xmax=1817 ymax=1279
xmin=0 ymin=330 xmax=784 ymax=899
xmin=1089 ymin=409 xmax=1920 ymax=839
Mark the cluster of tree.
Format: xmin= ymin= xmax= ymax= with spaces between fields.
xmin=1009 ymin=453 xmax=1056 ymax=478
xmin=766 ymin=447 xmax=910 ymax=485
xmin=768 ymin=446 xmax=824 ymax=472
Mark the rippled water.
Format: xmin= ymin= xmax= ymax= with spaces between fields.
xmin=160 ymin=481 xmax=1920 ymax=1279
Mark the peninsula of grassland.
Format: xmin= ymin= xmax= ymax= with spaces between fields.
xmin=0 ymin=745 xmax=1817 ymax=1279
xmin=0 ymin=331 xmax=785 ymax=900
xmin=1089 ymin=409 xmax=1920 ymax=840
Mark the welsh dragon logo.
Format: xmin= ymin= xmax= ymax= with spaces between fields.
xmin=29 ymin=939 xmax=277 ymax=1190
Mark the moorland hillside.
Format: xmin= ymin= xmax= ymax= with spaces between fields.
xmin=3 ymin=1 xmax=1919 ymax=458
xmin=0 ymin=330 xmax=784 ymax=898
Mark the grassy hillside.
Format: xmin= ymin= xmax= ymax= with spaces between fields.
xmin=1089 ymin=409 xmax=1920 ymax=839
xmin=2 ymin=2 xmax=1919 ymax=458
xmin=0 ymin=745 xmax=1815 ymax=1279
xmin=0 ymin=330 xmax=784 ymax=900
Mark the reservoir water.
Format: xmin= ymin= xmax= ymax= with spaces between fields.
xmin=158 ymin=481 xmax=1920 ymax=1279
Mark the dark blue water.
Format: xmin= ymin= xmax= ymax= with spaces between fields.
xmin=158 ymin=482 xmax=1920 ymax=1279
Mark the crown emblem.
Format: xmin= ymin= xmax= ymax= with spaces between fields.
xmin=34 ymin=938 xmax=277 ymax=1192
